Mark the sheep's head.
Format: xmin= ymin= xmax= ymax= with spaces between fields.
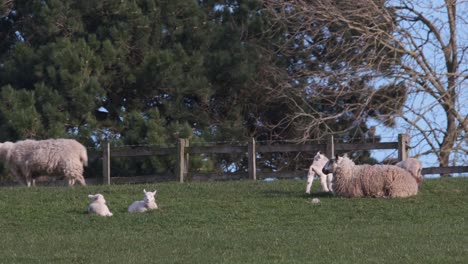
xmin=0 ymin=142 xmax=14 ymax=159
xmin=88 ymin=194 xmax=106 ymax=204
xmin=143 ymin=189 xmax=157 ymax=204
xmin=314 ymin=151 xmax=323 ymax=161
xmin=322 ymin=155 xmax=344 ymax=174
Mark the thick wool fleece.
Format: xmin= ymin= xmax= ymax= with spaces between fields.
xmin=396 ymin=158 xmax=423 ymax=186
xmin=333 ymin=157 xmax=418 ymax=198
xmin=0 ymin=139 xmax=87 ymax=186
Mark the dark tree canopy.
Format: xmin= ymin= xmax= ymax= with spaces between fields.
xmin=0 ymin=0 xmax=406 ymax=177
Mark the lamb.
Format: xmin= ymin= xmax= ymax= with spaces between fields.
xmin=128 ymin=189 xmax=158 ymax=213
xmin=396 ymin=158 xmax=423 ymax=187
xmin=322 ymin=155 xmax=418 ymax=198
xmin=87 ymin=194 xmax=113 ymax=217
xmin=0 ymin=138 xmax=87 ymax=186
xmin=306 ymin=152 xmax=333 ymax=194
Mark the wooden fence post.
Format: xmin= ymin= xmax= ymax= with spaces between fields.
xmin=248 ymin=138 xmax=257 ymax=180
xmin=326 ymin=135 xmax=335 ymax=159
xmin=102 ymin=141 xmax=111 ymax=185
xmin=398 ymin=134 xmax=409 ymax=161
xmin=176 ymin=138 xmax=187 ymax=183
xmin=184 ymin=139 xmax=190 ymax=181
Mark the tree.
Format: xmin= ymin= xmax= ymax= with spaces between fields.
xmin=263 ymin=0 xmax=467 ymax=169
xmin=0 ymin=0 xmax=294 ymax=175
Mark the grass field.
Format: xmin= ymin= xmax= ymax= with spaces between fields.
xmin=0 ymin=177 xmax=467 ymax=264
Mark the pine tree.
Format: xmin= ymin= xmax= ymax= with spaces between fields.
xmin=0 ymin=0 xmax=406 ymax=178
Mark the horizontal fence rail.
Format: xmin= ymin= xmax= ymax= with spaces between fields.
xmin=422 ymin=166 xmax=468 ymax=175
xmin=97 ymin=134 xmax=468 ymax=185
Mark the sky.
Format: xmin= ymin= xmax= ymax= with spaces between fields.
xmin=364 ymin=0 xmax=468 ymax=177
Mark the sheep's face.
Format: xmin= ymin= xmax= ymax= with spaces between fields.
xmin=313 ymin=152 xmax=322 ymax=161
xmin=0 ymin=142 xmax=14 ymax=159
xmin=143 ymin=189 xmax=157 ymax=204
xmin=88 ymin=194 xmax=106 ymax=204
xmin=322 ymin=159 xmax=336 ymax=174
xmin=322 ymin=155 xmax=342 ymax=174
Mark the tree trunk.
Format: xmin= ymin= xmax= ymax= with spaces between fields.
xmin=439 ymin=99 xmax=457 ymax=177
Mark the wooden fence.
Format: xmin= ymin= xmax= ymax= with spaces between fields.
xmin=98 ymin=133 xmax=462 ymax=185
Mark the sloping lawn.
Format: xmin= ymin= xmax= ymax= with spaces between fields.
xmin=0 ymin=178 xmax=467 ymax=263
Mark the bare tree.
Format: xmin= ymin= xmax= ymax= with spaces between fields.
xmin=263 ymin=0 xmax=467 ymax=170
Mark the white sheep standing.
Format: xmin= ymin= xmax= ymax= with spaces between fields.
xmin=0 ymin=139 xmax=87 ymax=186
xmin=306 ymin=152 xmax=333 ymax=194
xmin=128 ymin=189 xmax=158 ymax=213
xmin=395 ymin=158 xmax=423 ymax=187
xmin=322 ymin=155 xmax=418 ymax=198
xmin=87 ymin=194 xmax=113 ymax=217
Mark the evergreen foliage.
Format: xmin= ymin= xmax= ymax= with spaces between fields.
xmin=0 ymin=0 xmax=405 ymax=178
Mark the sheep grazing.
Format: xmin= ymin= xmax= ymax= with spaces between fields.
xmin=87 ymin=194 xmax=113 ymax=217
xmin=306 ymin=152 xmax=333 ymax=194
xmin=322 ymin=155 xmax=418 ymax=198
xmin=0 ymin=139 xmax=87 ymax=187
xmin=128 ymin=189 xmax=158 ymax=213
xmin=396 ymin=158 xmax=423 ymax=187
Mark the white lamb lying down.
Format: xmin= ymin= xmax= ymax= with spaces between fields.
xmin=87 ymin=194 xmax=113 ymax=217
xmin=128 ymin=189 xmax=158 ymax=213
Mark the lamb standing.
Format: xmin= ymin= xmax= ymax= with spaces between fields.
xmin=128 ymin=189 xmax=158 ymax=213
xmin=396 ymin=158 xmax=423 ymax=187
xmin=306 ymin=152 xmax=333 ymax=194
xmin=0 ymin=139 xmax=87 ymax=186
xmin=87 ymin=194 xmax=113 ymax=217
xmin=322 ymin=155 xmax=418 ymax=198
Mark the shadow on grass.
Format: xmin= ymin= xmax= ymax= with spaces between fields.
xmin=261 ymin=189 xmax=334 ymax=199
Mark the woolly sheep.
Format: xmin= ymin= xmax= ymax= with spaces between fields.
xmin=396 ymin=158 xmax=423 ymax=187
xmin=306 ymin=152 xmax=333 ymax=194
xmin=128 ymin=189 xmax=158 ymax=213
xmin=87 ymin=194 xmax=113 ymax=217
xmin=0 ymin=139 xmax=87 ymax=187
xmin=322 ymin=155 xmax=418 ymax=198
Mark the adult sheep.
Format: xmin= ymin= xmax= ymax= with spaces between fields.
xmin=322 ymin=155 xmax=418 ymax=198
xmin=396 ymin=158 xmax=423 ymax=187
xmin=0 ymin=139 xmax=87 ymax=186
xmin=306 ymin=152 xmax=333 ymax=194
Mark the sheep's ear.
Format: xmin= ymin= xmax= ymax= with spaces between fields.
xmin=88 ymin=194 xmax=96 ymax=200
xmin=143 ymin=189 xmax=147 ymax=193
xmin=153 ymin=190 xmax=157 ymax=196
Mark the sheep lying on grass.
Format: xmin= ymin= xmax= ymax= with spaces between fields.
xmin=322 ymin=155 xmax=418 ymax=198
xmin=306 ymin=152 xmax=333 ymax=194
xmin=0 ymin=139 xmax=87 ymax=186
xmin=87 ymin=194 xmax=113 ymax=217
xmin=128 ymin=189 xmax=158 ymax=213
xmin=396 ymin=158 xmax=423 ymax=187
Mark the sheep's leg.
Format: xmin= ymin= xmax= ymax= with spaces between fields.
xmin=10 ymin=168 xmax=24 ymax=186
xmin=327 ymin=173 xmax=333 ymax=193
xmin=67 ymin=178 xmax=75 ymax=186
xmin=10 ymin=167 xmax=29 ymax=187
xmin=319 ymin=172 xmax=330 ymax=192
xmin=306 ymin=167 xmax=315 ymax=194
xmin=20 ymin=169 xmax=34 ymax=187
xmin=311 ymin=166 xmax=329 ymax=192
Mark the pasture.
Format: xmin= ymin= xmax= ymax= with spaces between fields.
xmin=0 ymin=178 xmax=467 ymax=263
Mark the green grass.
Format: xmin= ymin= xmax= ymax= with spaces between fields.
xmin=0 ymin=178 xmax=467 ymax=264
